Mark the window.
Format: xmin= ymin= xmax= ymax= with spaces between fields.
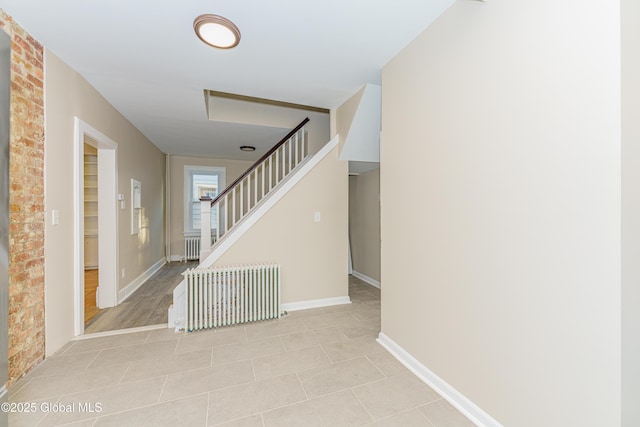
xmin=184 ymin=166 xmax=226 ymax=233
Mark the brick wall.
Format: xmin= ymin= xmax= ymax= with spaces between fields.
xmin=0 ymin=9 xmax=46 ymax=384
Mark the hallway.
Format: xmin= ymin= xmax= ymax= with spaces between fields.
xmin=85 ymin=262 xmax=197 ymax=334
xmin=9 ymin=277 xmax=473 ymax=426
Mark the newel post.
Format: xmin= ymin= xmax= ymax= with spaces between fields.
xmin=199 ymin=198 xmax=213 ymax=262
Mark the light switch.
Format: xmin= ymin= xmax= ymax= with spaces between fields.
xmin=51 ymin=210 xmax=59 ymax=225
xmin=314 ymin=211 xmax=321 ymax=223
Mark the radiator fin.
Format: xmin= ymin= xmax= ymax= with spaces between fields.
xmin=185 ymin=264 xmax=280 ymax=331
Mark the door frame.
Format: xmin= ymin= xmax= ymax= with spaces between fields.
xmin=73 ymin=117 xmax=118 ymax=335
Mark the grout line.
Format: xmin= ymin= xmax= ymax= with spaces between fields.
xmin=118 ymin=362 xmax=133 ymax=384
xmin=78 ymin=392 xmax=210 ymax=424
xmin=205 ymin=391 xmax=211 ymax=427
xmin=249 ymin=359 xmax=257 ymax=382
xmin=157 ymin=375 xmax=170 ymax=404
xmin=86 ymin=350 xmax=102 ymax=369
xmin=34 ymin=396 xmax=62 ymax=427
xmin=349 ymin=388 xmax=376 ymax=423
xmin=365 ymin=355 xmax=388 ymax=378
xmin=295 ymin=372 xmax=310 ymax=401
xmin=416 ymin=405 xmax=438 ymax=427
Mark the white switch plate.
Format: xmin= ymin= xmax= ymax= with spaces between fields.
xmin=51 ymin=210 xmax=59 ymax=225
xmin=314 ymin=211 xmax=321 ymax=222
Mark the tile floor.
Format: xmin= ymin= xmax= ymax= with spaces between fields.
xmin=9 ymin=277 xmax=475 ymax=427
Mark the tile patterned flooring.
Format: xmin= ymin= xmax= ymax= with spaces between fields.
xmin=9 ymin=277 xmax=475 ymax=427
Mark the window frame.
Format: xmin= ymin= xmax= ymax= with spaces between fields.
xmin=183 ymin=165 xmax=226 ymax=234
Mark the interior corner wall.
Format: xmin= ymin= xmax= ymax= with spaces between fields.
xmin=349 ymin=168 xmax=380 ymax=283
xmin=335 ymin=86 xmax=365 ymax=148
xmin=622 ymin=0 xmax=640 ymax=424
xmin=44 ymin=51 xmax=166 ymax=356
xmin=381 ymin=1 xmax=621 ymax=426
xmin=213 ymin=145 xmax=349 ymax=305
xmin=0 ymin=9 xmax=46 ymax=385
xmin=168 ymin=155 xmax=252 ymax=259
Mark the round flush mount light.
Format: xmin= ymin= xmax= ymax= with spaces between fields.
xmin=194 ymin=14 xmax=241 ymax=49
xmin=240 ymin=146 xmax=256 ymax=152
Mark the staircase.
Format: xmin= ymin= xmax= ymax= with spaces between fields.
xmin=168 ymin=118 xmax=312 ymax=331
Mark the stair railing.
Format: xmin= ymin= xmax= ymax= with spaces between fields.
xmin=199 ymin=117 xmax=310 ymax=260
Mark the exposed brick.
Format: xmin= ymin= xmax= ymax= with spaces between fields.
xmin=1 ymin=9 xmax=45 ymax=386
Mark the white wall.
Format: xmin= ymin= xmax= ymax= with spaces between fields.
xmin=381 ymin=1 xmax=621 ymax=426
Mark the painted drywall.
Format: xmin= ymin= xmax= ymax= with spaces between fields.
xmin=214 ymin=144 xmax=348 ymax=304
xmin=381 ymin=1 xmax=621 ymax=426
xmin=168 ymin=155 xmax=253 ymax=259
xmin=349 ymin=168 xmax=380 ymax=283
xmin=44 ymin=51 xmax=166 ymax=355
xmin=622 ymin=0 xmax=640 ymax=424
xmin=339 ymin=84 xmax=381 ymax=163
xmin=335 ymin=86 xmax=364 ymax=150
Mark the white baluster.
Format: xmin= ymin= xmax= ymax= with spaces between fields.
xmin=288 ymin=138 xmax=292 ymax=173
xmin=240 ymin=180 xmax=244 ymax=218
xmin=254 ymin=169 xmax=258 ymax=208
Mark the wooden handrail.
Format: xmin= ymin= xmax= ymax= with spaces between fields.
xmin=208 ymin=117 xmax=310 ymax=206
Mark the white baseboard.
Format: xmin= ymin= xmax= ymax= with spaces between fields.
xmin=118 ymin=258 xmax=166 ymax=304
xmin=377 ymin=332 xmax=502 ymax=427
xmin=352 ymin=271 xmax=381 ymax=289
xmin=281 ymin=296 xmax=351 ymax=312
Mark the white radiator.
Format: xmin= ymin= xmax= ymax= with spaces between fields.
xmin=185 ymin=264 xmax=280 ymax=332
xmin=184 ymin=236 xmax=200 ymax=261
xmin=184 ymin=233 xmax=218 ymax=261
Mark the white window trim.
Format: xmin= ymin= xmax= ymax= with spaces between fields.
xmin=184 ymin=165 xmax=226 ymax=234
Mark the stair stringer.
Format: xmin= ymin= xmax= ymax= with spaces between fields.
xmin=168 ymin=135 xmax=341 ymax=330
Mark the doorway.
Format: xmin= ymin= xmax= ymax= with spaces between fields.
xmin=74 ymin=118 xmax=118 ymax=336
xmin=83 ymin=142 xmax=99 ymax=324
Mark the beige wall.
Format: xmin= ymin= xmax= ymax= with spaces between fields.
xmin=305 ymin=113 xmax=331 ymax=155
xmin=45 ymin=51 xmax=166 ymax=355
xmin=381 ymin=1 xmax=621 ymax=426
xmin=335 ymin=86 xmax=365 ymax=147
xmin=168 ymin=155 xmax=253 ymax=259
xmin=622 ymin=0 xmax=640 ymax=424
xmin=349 ymin=168 xmax=380 ymax=282
xmin=214 ymin=145 xmax=348 ymax=304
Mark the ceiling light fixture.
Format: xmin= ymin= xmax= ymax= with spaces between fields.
xmin=194 ymin=14 xmax=241 ymax=49
xmin=240 ymin=146 xmax=256 ymax=152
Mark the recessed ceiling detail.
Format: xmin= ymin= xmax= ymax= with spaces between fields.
xmin=193 ymin=14 xmax=241 ymax=49
xmin=204 ymin=89 xmax=328 ymax=130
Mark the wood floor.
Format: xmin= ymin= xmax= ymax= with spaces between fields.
xmin=85 ymin=261 xmax=197 ymax=334
xmin=84 ymin=269 xmax=100 ymax=324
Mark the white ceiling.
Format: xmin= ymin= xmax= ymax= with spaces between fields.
xmin=0 ymin=0 xmax=454 ymax=159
